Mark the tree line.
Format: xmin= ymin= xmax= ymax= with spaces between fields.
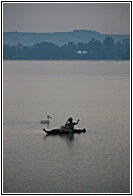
xmin=3 ymin=36 xmax=130 ymax=60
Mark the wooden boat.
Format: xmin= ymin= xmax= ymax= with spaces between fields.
xmin=43 ymin=128 xmax=86 ymax=135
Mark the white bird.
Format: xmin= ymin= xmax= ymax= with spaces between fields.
xmin=40 ymin=116 xmax=52 ymax=124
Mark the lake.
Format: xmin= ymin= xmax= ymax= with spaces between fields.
xmin=3 ymin=60 xmax=130 ymax=193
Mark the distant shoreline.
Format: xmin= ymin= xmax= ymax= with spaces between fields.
xmin=3 ymin=59 xmax=130 ymax=62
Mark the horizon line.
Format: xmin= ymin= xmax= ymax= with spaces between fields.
xmin=3 ymin=29 xmax=130 ymax=35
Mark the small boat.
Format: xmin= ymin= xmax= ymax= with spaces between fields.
xmin=43 ymin=128 xmax=86 ymax=135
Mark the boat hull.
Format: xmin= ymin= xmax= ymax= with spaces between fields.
xmin=43 ymin=128 xmax=86 ymax=135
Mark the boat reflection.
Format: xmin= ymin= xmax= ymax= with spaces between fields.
xmin=43 ymin=132 xmax=74 ymax=142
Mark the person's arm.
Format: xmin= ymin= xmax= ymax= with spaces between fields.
xmin=77 ymin=119 xmax=80 ymax=123
xmin=65 ymin=120 xmax=69 ymax=126
xmin=74 ymin=119 xmax=80 ymax=125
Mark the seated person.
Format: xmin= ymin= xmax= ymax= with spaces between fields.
xmin=65 ymin=117 xmax=80 ymax=131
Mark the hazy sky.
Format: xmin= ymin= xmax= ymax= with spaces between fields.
xmin=3 ymin=2 xmax=130 ymax=34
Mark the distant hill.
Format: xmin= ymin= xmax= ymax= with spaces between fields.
xmin=3 ymin=29 xmax=130 ymax=46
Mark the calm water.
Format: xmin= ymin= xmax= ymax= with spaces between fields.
xmin=3 ymin=60 xmax=130 ymax=193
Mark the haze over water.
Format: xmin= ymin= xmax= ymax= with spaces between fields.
xmin=3 ymin=60 xmax=130 ymax=193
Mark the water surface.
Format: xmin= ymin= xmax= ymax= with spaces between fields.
xmin=3 ymin=60 xmax=130 ymax=193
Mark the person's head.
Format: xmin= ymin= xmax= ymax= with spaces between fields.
xmin=68 ymin=117 xmax=73 ymax=123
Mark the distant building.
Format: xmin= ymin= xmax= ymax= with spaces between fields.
xmin=82 ymin=51 xmax=87 ymax=54
xmin=77 ymin=50 xmax=82 ymax=54
xmin=77 ymin=50 xmax=88 ymax=57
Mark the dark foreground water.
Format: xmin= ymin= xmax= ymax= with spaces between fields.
xmin=3 ymin=60 xmax=130 ymax=193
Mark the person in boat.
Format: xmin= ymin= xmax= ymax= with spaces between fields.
xmin=65 ymin=117 xmax=80 ymax=131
